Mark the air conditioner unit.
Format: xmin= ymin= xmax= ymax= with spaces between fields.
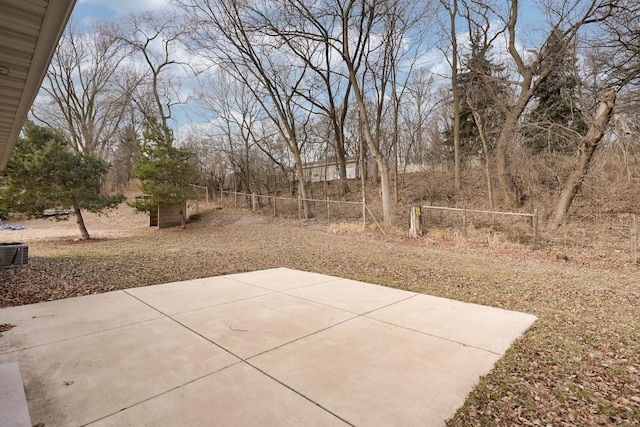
xmin=0 ymin=243 xmax=28 ymax=268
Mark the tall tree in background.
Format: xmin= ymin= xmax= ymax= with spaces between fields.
xmin=177 ymin=0 xmax=316 ymax=218
xmin=337 ymin=0 xmax=408 ymax=225
xmin=331 ymin=0 xmax=430 ymax=225
xmin=524 ymin=29 xmax=588 ymax=153
xmin=249 ymin=1 xmax=356 ymax=197
xmin=129 ymin=119 xmax=197 ymax=228
xmin=0 ymin=122 xmax=124 ymax=240
xmin=438 ymin=0 xmax=462 ymax=192
xmin=552 ymin=88 xmax=616 ymax=227
xmin=462 ymin=0 xmax=616 ymax=207
xmin=400 ymin=68 xmax=438 ymax=168
xmin=368 ymin=0 xmax=432 ymax=203
xmin=32 ymin=21 xmax=129 ymax=158
xmin=444 ymin=35 xmax=508 ymax=160
xmin=107 ymin=10 xmax=192 ymax=131
xmin=459 ymin=33 xmax=510 ymax=209
xmin=197 ymin=72 xmax=263 ymax=195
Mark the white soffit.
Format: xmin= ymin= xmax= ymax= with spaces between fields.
xmin=0 ymin=0 xmax=76 ymax=169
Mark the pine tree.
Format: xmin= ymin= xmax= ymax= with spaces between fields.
xmin=0 ymin=121 xmax=124 ymax=240
xmin=444 ymin=37 xmax=509 ymax=159
xmin=128 ymin=118 xmax=197 ymax=228
xmin=525 ymin=28 xmax=588 ymax=153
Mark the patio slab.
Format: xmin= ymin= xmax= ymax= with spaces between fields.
xmin=125 ymin=275 xmax=271 ymax=315
xmin=250 ymin=316 xmax=502 ymax=426
xmin=0 ymin=267 xmax=537 ymax=426
xmin=283 ymin=277 xmax=417 ymax=314
xmin=225 ymin=267 xmax=337 ymax=291
xmin=0 ymin=318 xmax=239 ymax=426
xmin=90 ymin=363 xmax=349 ymax=427
xmin=367 ymin=293 xmax=538 ymax=354
xmin=174 ymin=292 xmax=356 ymax=359
xmin=0 ymin=291 xmax=162 ymax=353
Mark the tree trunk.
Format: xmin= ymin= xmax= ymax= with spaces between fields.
xmin=552 ymin=89 xmax=616 ymax=228
xmin=72 ymin=200 xmax=91 ymax=240
xmin=378 ymin=157 xmax=393 ymax=225
xmin=392 ymin=99 xmax=400 ymax=204
xmin=468 ymin=96 xmax=495 ymax=211
xmin=292 ymin=159 xmax=312 ymax=219
xmin=452 ymin=82 xmax=461 ymax=193
xmin=334 ymin=126 xmax=350 ymax=197
xmin=180 ymin=205 xmax=187 ymax=229
xmin=495 ymin=116 xmax=519 ymax=206
xmin=356 ymin=95 xmax=393 ymax=225
xmin=448 ymin=0 xmax=461 ymax=193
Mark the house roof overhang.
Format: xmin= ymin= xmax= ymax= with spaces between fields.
xmin=0 ymin=0 xmax=76 ymax=170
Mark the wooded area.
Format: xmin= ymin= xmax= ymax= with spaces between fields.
xmin=10 ymin=0 xmax=640 ymax=232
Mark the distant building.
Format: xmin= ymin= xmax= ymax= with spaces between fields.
xmin=302 ymin=157 xmax=378 ymax=183
xmin=301 ymin=157 xmax=456 ymax=182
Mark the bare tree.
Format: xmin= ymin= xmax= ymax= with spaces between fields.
xmin=552 ymin=88 xmax=616 ymax=227
xmin=399 ymin=68 xmax=438 ymax=168
xmin=270 ymin=0 xmax=429 ymax=225
xmin=106 ymin=10 xmax=193 ymax=132
xmin=181 ymin=130 xmax=229 ymax=196
xmin=438 ymin=0 xmax=463 ymax=192
xmin=176 ymin=0 xmax=436 ymax=225
xmin=465 ymin=91 xmax=496 ymax=210
xmin=32 ymin=21 xmax=129 ymax=158
xmin=594 ymin=0 xmax=640 ymax=90
xmin=246 ymin=3 xmax=356 ymax=197
xmin=197 ymin=71 xmax=266 ymax=194
xmin=177 ymin=0 xmax=318 ymax=218
xmin=463 ymin=0 xmax=616 ymax=207
xmin=366 ymin=0 xmax=433 ymax=203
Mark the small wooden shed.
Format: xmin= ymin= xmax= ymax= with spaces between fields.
xmin=149 ymin=203 xmax=186 ymax=229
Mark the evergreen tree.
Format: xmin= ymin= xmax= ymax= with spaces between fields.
xmin=525 ymin=28 xmax=588 ymax=153
xmin=0 ymin=121 xmax=124 ymax=240
xmin=444 ymin=37 xmax=509 ymax=159
xmin=128 ymin=118 xmax=197 ymax=228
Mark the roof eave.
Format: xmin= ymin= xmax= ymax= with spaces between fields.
xmin=0 ymin=0 xmax=76 ymax=170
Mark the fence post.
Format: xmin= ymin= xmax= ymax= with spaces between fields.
xmin=462 ymin=209 xmax=468 ymax=238
xmin=252 ymin=193 xmax=256 ymax=212
xmin=632 ymin=214 xmax=638 ymax=264
xmin=220 ymin=188 xmax=223 ymax=206
xmin=273 ymin=196 xmax=277 ymax=217
xmin=409 ymin=206 xmax=422 ymax=238
xmin=298 ymin=195 xmax=302 ymax=219
xmin=533 ymin=208 xmax=539 ymax=250
xmin=362 ymin=197 xmax=366 ymax=228
xmin=327 ymin=197 xmax=331 ymax=223
xmin=234 ymin=192 xmax=238 ymax=210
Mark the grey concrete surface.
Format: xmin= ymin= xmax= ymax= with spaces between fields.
xmin=0 ymin=362 xmax=32 ymax=427
xmin=0 ymin=267 xmax=537 ymax=426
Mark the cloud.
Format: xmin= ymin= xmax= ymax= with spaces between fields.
xmin=78 ymin=0 xmax=171 ymax=16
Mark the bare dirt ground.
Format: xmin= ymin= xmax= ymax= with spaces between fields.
xmin=1 ymin=204 xmax=639 ymax=426
xmin=0 ymin=204 xmax=151 ymax=242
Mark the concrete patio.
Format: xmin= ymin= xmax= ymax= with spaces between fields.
xmin=0 ymin=267 xmax=537 ymax=426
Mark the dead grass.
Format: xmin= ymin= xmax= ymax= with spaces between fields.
xmin=2 ymin=159 xmax=639 ymax=425
xmin=1 ymin=206 xmax=639 ymax=426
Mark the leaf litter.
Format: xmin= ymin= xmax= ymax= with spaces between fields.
xmin=0 ymin=209 xmax=639 ymax=426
